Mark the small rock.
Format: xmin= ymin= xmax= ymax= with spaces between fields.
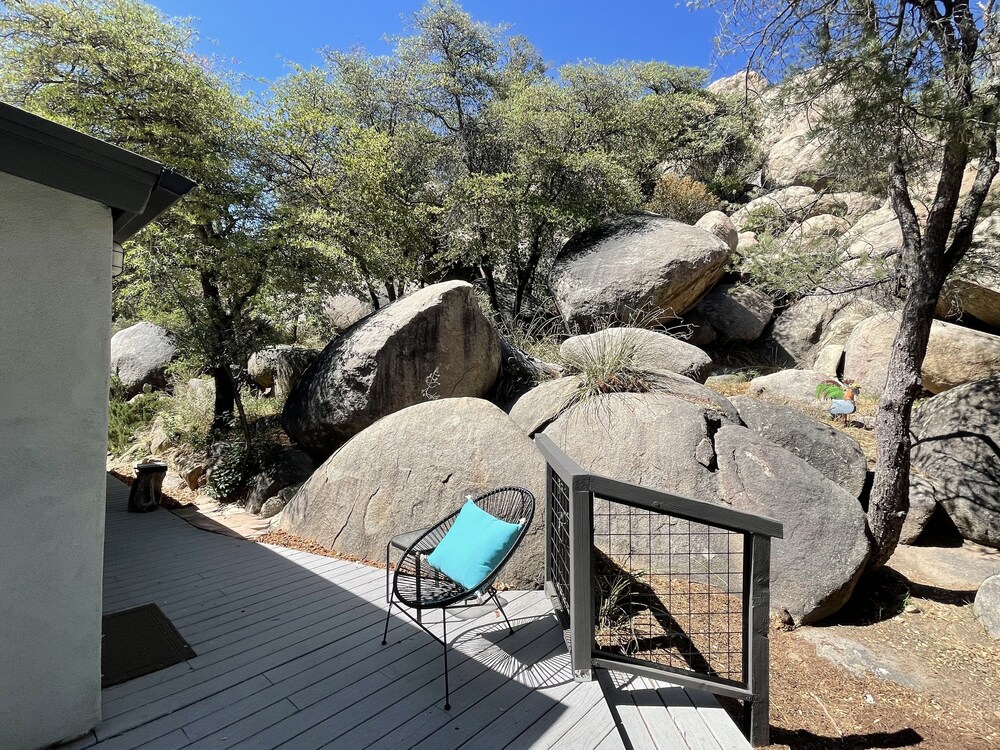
xmin=245 ymin=448 xmax=314 ymax=515
xmin=176 ymin=457 xmax=207 ymax=491
xmin=148 ymin=417 xmax=173 ymax=455
xmin=260 ymin=495 xmax=288 ymax=519
xmin=747 ymin=369 xmax=829 ymax=410
xmin=695 ymin=210 xmax=739 ymax=252
xmin=187 ymin=377 xmax=215 ymax=399
xmin=975 ymin=573 xmax=1000 ymax=639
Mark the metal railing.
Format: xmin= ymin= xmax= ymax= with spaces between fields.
xmin=536 ymin=434 xmax=783 ymax=747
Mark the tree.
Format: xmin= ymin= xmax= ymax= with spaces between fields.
xmin=263 ymin=63 xmax=435 ymax=308
xmin=710 ymin=0 xmax=1000 ymax=567
xmin=266 ymin=1 xmax=756 ymax=322
xmin=0 ymin=0 xmax=325 ymax=434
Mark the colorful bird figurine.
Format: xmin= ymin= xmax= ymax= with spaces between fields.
xmin=815 ymin=378 xmax=859 ymax=425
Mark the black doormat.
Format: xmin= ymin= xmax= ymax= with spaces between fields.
xmin=102 ymin=603 xmax=196 ymax=688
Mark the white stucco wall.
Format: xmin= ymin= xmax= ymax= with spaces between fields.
xmin=0 ymin=171 xmax=112 ymax=749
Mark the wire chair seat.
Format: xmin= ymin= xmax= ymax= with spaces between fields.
xmin=381 ymin=485 xmax=536 ymax=709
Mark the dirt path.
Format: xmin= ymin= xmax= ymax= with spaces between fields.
xmin=765 ymin=540 xmax=1000 ymax=749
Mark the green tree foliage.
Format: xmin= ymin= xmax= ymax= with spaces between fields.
xmin=0 ymin=0 xmax=332 ymax=433
xmin=263 ymin=61 xmax=436 ymax=307
xmin=266 ymin=0 xmax=757 ymax=318
xmin=1 ymin=0 xmax=759 ymax=428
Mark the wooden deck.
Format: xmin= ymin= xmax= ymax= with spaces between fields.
xmin=60 ymin=476 xmax=749 ymax=750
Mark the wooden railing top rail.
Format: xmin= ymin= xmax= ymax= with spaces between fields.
xmin=535 ymin=434 xmax=784 ymax=540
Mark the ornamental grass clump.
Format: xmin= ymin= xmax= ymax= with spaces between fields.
xmin=561 ymin=327 xmax=658 ymax=409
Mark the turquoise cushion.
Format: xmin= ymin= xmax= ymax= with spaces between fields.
xmin=426 ymin=501 xmax=522 ymax=590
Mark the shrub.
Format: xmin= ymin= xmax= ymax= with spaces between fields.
xmin=561 ymin=328 xmax=656 ymax=407
xmin=201 ymin=399 xmax=285 ymax=503
xmin=645 ymin=173 xmax=721 ymax=224
xmin=108 ymin=380 xmax=162 ymax=455
xmin=740 ymin=203 xmax=792 ymax=237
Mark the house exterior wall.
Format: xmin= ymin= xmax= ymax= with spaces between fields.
xmin=0 ymin=170 xmax=112 ymax=749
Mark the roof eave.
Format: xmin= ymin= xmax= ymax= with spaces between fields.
xmin=0 ymin=103 xmax=197 ymax=242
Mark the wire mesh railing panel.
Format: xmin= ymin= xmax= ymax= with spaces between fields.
xmin=548 ymin=470 xmax=572 ymax=618
xmin=592 ymin=495 xmax=746 ymax=685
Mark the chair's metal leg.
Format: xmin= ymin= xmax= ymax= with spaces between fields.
xmin=442 ymin=609 xmax=451 ymax=710
xmin=385 ymin=542 xmax=391 ymax=603
xmin=382 ymin=599 xmax=393 ymax=646
xmin=415 ymin=552 xmax=422 ymax=625
xmin=491 ymin=591 xmax=514 ymax=635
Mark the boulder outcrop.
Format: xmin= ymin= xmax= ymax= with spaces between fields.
xmin=110 ymin=322 xmax=176 ymax=398
xmin=278 ymin=398 xmax=546 ymax=587
xmin=715 ymin=425 xmax=871 ymax=624
xmin=283 ymin=281 xmax=501 ymax=454
xmin=549 ymin=214 xmax=731 ymax=331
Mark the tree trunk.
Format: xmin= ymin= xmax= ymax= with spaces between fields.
xmin=513 ymin=232 xmax=545 ymax=319
xmin=480 ymin=264 xmax=500 ymax=314
xmin=866 ymin=289 xmax=939 ymax=569
xmin=865 ymin=153 xmax=956 ymax=570
xmin=211 ymin=364 xmax=236 ymax=433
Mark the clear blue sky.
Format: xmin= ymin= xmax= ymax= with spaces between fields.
xmin=150 ymin=1 xmax=741 ymax=87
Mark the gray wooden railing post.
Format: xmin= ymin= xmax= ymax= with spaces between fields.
xmin=744 ymin=533 xmax=772 ymax=746
xmin=544 ymin=464 xmax=554 ymax=587
xmin=569 ymin=475 xmax=593 ymax=682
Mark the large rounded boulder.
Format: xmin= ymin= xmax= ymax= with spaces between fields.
xmin=694 ymin=284 xmax=775 ymax=342
xmin=730 ymin=396 xmax=868 ymax=498
xmin=248 ymin=345 xmax=319 ymax=399
xmin=542 ymin=392 xmax=728 ymax=503
xmin=322 ymin=293 xmax=374 ymax=333
xmin=110 ymin=322 xmax=176 ymax=398
xmin=844 ymin=312 xmax=1000 ymax=394
xmin=283 ymin=281 xmax=501 ymax=454
xmin=543 ymin=392 xmax=733 ymax=581
xmin=560 ymin=327 xmax=713 ymax=383
xmin=278 ymin=398 xmax=545 ymax=587
xmin=715 ymin=426 xmax=871 ymax=624
xmin=549 ymin=214 xmax=731 ymax=331
xmin=910 ymin=375 xmax=1000 ymax=548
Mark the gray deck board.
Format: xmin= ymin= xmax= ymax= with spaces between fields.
xmin=75 ymin=475 xmax=747 ymax=750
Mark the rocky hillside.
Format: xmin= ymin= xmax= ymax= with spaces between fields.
xmin=110 ymin=70 xmax=1000 ymax=633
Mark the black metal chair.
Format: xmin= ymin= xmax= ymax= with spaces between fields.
xmin=380 ymin=486 xmax=535 ymax=710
